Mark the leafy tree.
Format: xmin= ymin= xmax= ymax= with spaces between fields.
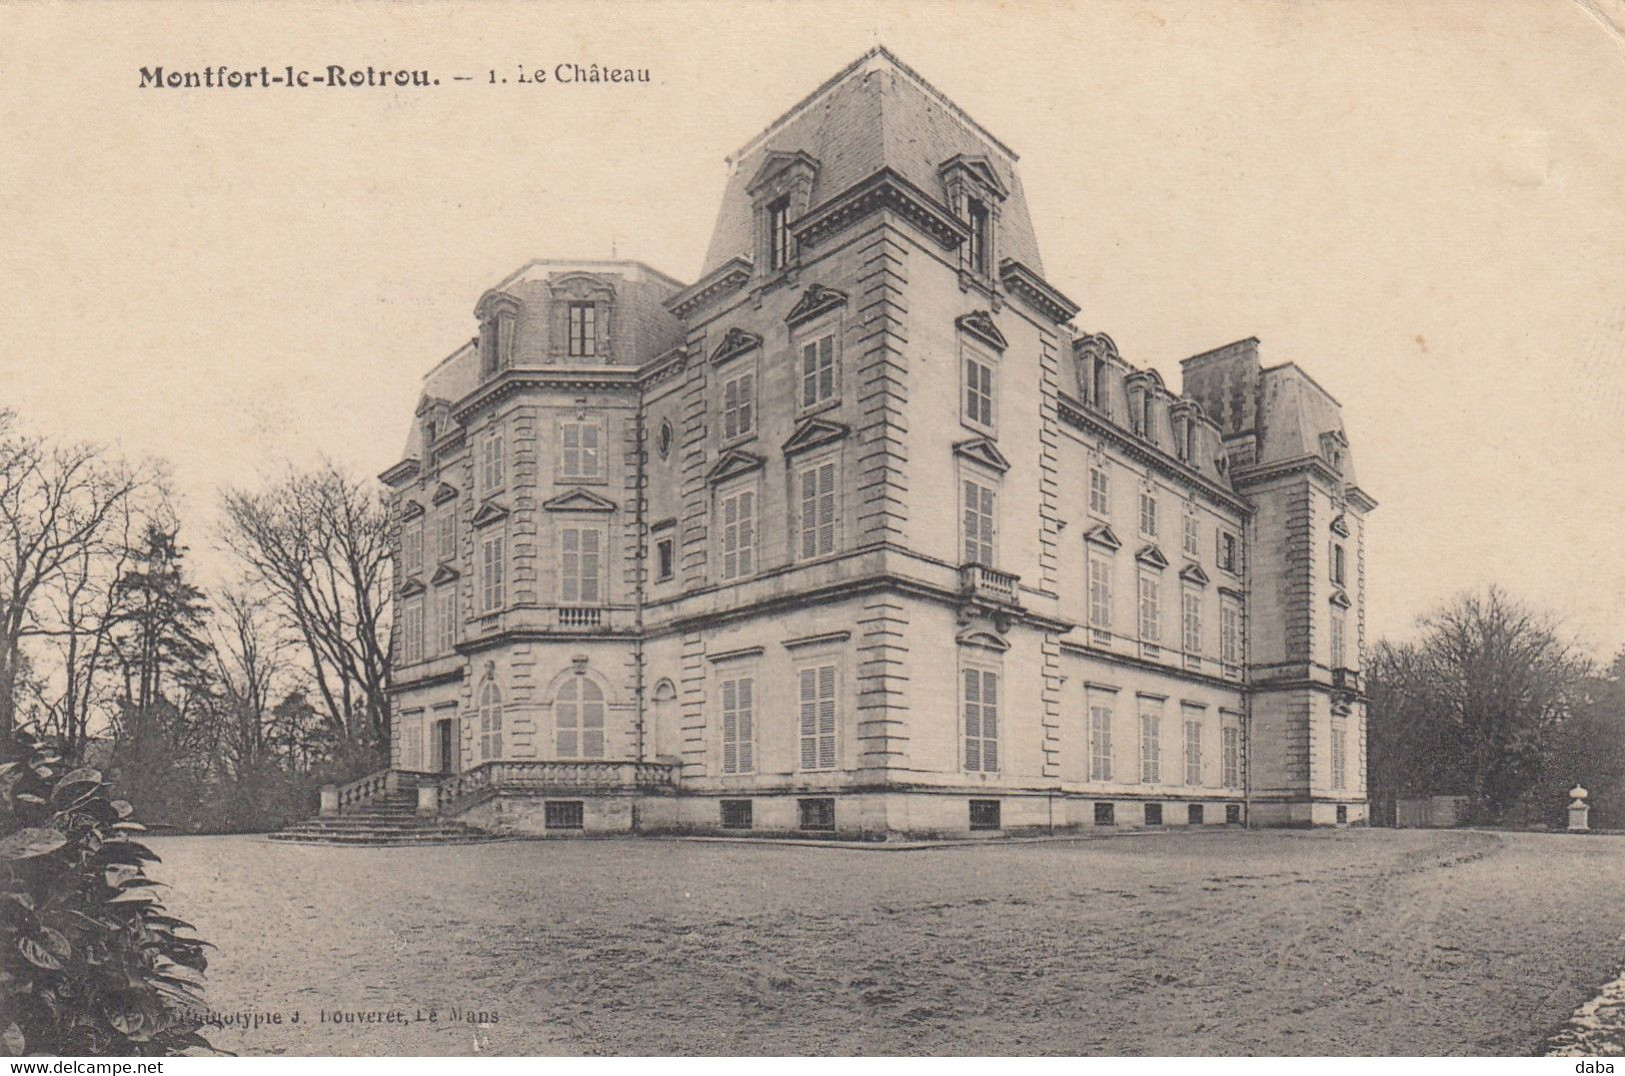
xmin=1 ymin=726 xmax=212 ymax=1056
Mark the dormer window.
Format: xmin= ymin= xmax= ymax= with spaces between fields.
xmin=477 ymin=295 xmax=519 ymax=379
xmin=1142 ymin=394 xmax=1156 ymax=444
xmin=768 ymin=196 xmax=791 ymax=272
xmin=966 ymin=199 xmax=990 ymax=276
xmin=568 ymin=302 xmax=597 ymax=359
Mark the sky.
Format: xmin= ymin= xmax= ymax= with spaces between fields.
xmin=2 ymin=0 xmax=1623 ymax=658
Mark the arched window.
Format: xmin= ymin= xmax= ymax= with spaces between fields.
xmin=478 ymin=680 xmax=503 ymax=761
xmin=556 ymin=677 xmax=606 ymax=759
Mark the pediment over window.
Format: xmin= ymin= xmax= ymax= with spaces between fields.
xmin=706 ymin=449 xmax=766 ymax=486
xmin=1084 ymin=523 xmax=1122 ymax=550
xmin=398 ymin=578 xmax=426 ymax=597
xmin=542 ymin=488 xmax=618 ymax=513
xmin=431 ymin=482 xmax=459 ymax=505
xmin=430 ymin=563 xmax=461 ymax=586
xmin=785 ymin=284 xmax=848 ymax=328
xmin=1136 ymin=544 xmax=1170 ymax=570
xmin=400 ymin=500 xmax=426 ymax=521
xmin=415 ymin=395 xmax=451 ymax=417
xmin=955 ymin=628 xmax=1010 ymax=653
xmin=1218 ymin=585 xmax=1244 ymax=600
xmin=782 ymin=417 xmax=850 ymax=458
xmin=1180 ymin=562 xmax=1211 ymax=586
xmin=1330 ymin=513 xmax=1350 ymax=537
xmin=955 ymin=310 xmax=1008 ymax=353
xmin=470 ymin=500 xmax=510 ymax=528
xmin=745 ymin=149 xmax=821 ymax=196
xmin=709 ymin=327 xmax=762 ymax=367
xmin=1329 ymin=589 xmax=1352 ymax=609
xmin=937 ymin=154 xmax=1009 ymax=200
xmin=953 ymin=437 xmax=1011 ymax=474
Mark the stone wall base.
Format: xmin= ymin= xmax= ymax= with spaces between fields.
xmin=449 ymin=790 xmax=1366 ymax=839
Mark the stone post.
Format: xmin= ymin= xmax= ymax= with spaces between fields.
xmin=417 ymin=783 xmax=440 ymax=818
xmin=1568 ymin=785 xmax=1590 ymax=833
xmin=319 ymin=785 xmax=339 ymax=817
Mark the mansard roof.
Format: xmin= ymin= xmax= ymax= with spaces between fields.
xmin=700 ymin=47 xmax=1044 ymax=278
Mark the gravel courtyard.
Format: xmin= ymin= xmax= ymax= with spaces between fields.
xmin=145 ymin=828 xmax=1625 ymax=1056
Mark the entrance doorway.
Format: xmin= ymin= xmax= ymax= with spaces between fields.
xmin=432 ymin=718 xmax=456 ymax=775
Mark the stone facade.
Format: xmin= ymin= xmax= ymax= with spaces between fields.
xmin=381 ymin=48 xmax=1377 ymax=838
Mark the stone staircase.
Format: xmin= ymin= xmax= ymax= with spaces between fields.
xmin=268 ymin=787 xmax=502 ymax=846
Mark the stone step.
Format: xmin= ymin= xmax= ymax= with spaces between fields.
xmin=267 ymin=832 xmax=504 ymax=846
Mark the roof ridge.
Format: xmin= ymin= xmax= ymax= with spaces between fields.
xmin=729 ymin=45 xmax=1018 ymax=168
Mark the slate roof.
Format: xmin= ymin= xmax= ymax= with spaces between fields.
xmin=701 ymin=47 xmax=1045 ymax=276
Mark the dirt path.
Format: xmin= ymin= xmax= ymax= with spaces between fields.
xmin=147 ymin=829 xmax=1625 ymax=1055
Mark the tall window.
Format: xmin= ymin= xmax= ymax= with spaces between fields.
xmin=556 ymin=677 xmax=606 ymax=758
xmin=964 ymin=352 xmax=995 ymax=429
xmin=1092 ymin=357 xmax=1109 ymax=412
xmin=400 ymin=597 xmax=423 ymax=665
xmin=962 ymin=479 xmax=996 ymax=566
xmin=800 ymin=333 xmax=837 ymax=410
xmin=478 ymin=680 xmax=502 ymax=761
xmin=436 ymin=504 xmax=456 ymax=562
xmin=1183 ymin=512 xmax=1199 ymax=557
xmin=1330 ymin=722 xmax=1347 ymax=790
xmin=1217 ymin=530 xmax=1240 ymax=574
xmin=482 ymin=429 xmax=506 ymax=493
xmin=1090 ymin=704 xmax=1113 ymax=781
xmin=721 ymin=370 xmax=755 ymax=441
xmin=400 ymin=713 xmax=423 ymax=770
xmin=655 ymin=537 xmax=675 ymax=582
xmin=1220 ymin=598 xmax=1242 ymax=670
xmin=720 ymin=488 xmax=755 ymax=581
xmin=1138 ymin=572 xmax=1160 ymax=644
xmin=1184 ymin=719 xmax=1203 ymax=786
xmin=435 ymin=584 xmax=458 ymax=654
xmin=1139 ymin=707 xmax=1161 ymax=784
xmin=1139 ymin=491 xmax=1158 ymax=537
xmin=798 ymin=460 xmax=837 ymax=559
xmin=1089 ymin=463 xmax=1110 ymax=516
xmin=720 ymin=675 xmax=755 ymax=774
xmin=966 ymin=198 xmax=990 ymax=275
xmin=1331 ymin=607 xmax=1347 ymax=669
xmin=1222 ymin=725 xmax=1242 ymax=788
xmin=768 ymin=197 xmax=791 ymax=272
xmin=402 ymin=520 xmax=423 ymax=576
xmin=1088 ymin=553 xmax=1113 ymax=633
xmin=798 ymin=664 xmax=837 ymax=771
xmin=1330 ymin=541 xmax=1347 ymax=586
xmin=562 ymin=421 xmax=602 ymax=480
xmin=560 ymin=527 xmax=603 ymax=605
xmin=568 ymin=301 xmax=596 ymax=358
xmin=480 ymin=533 xmax=505 ymax=612
xmin=1182 ymin=590 xmax=1202 ymax=655
xmin=963 ymin=667 xmax=999 ymax=773
xmin=1142 ymin=394 xmax=1156 ymax=444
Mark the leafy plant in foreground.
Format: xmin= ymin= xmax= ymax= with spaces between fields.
xmin=1 ymin=726 xmax=213 ymax=1055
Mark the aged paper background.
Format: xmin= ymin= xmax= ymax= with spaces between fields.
xmin=2 ymin=0 xmax=1623 ymax=657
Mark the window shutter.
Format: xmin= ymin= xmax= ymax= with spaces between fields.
xmin=799 ymin=669 xmax=817 ymax=770
xmin=721 ymin=678 xmax=737 ymax=774
xmin=818 ymin=664 xmax=836 ymax=769
xmin=982 ymin=671 xmax=998 ymax=772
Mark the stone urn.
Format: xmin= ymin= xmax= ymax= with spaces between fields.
xmin=1568 ymin=785 xmax=1590 ymax=833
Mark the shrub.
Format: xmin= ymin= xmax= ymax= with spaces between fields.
xmin=1 ymin=726 xmax=213 ymax=1056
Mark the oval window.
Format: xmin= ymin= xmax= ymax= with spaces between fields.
xmin=657 ymin=419 xmax=674 ymax=460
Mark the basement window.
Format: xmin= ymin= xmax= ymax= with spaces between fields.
xmin=544 ymin=801 xmax=585 ymax=830
xmin=1187 ymin=803 xmax=1204 ymax=826
xmin=969 ymin=799 xmax=1002 ymax=831
xmin=798 ymin=797 xmax=835 ymax=832
xmin=720 ymin=799 xmax=753 ymax=830
xmin=1094 ymin=802 xmax=1115 ymax=826
xmin=1226 ymin=804 xmax=1242 ymax=825
xmin=1144 ymin=802 xmax=1164 ymax=826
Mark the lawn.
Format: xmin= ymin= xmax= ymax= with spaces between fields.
xmin=144 ymin=828 xmax=1625 ymax=1056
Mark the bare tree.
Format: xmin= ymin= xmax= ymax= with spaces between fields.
xmin=220 ymin=463 xmax=392 ymax=769
xmin=209 ymin=587 xmax=291 ymax=781
xmin=0 ymin=412 xmax=148 ymax=737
